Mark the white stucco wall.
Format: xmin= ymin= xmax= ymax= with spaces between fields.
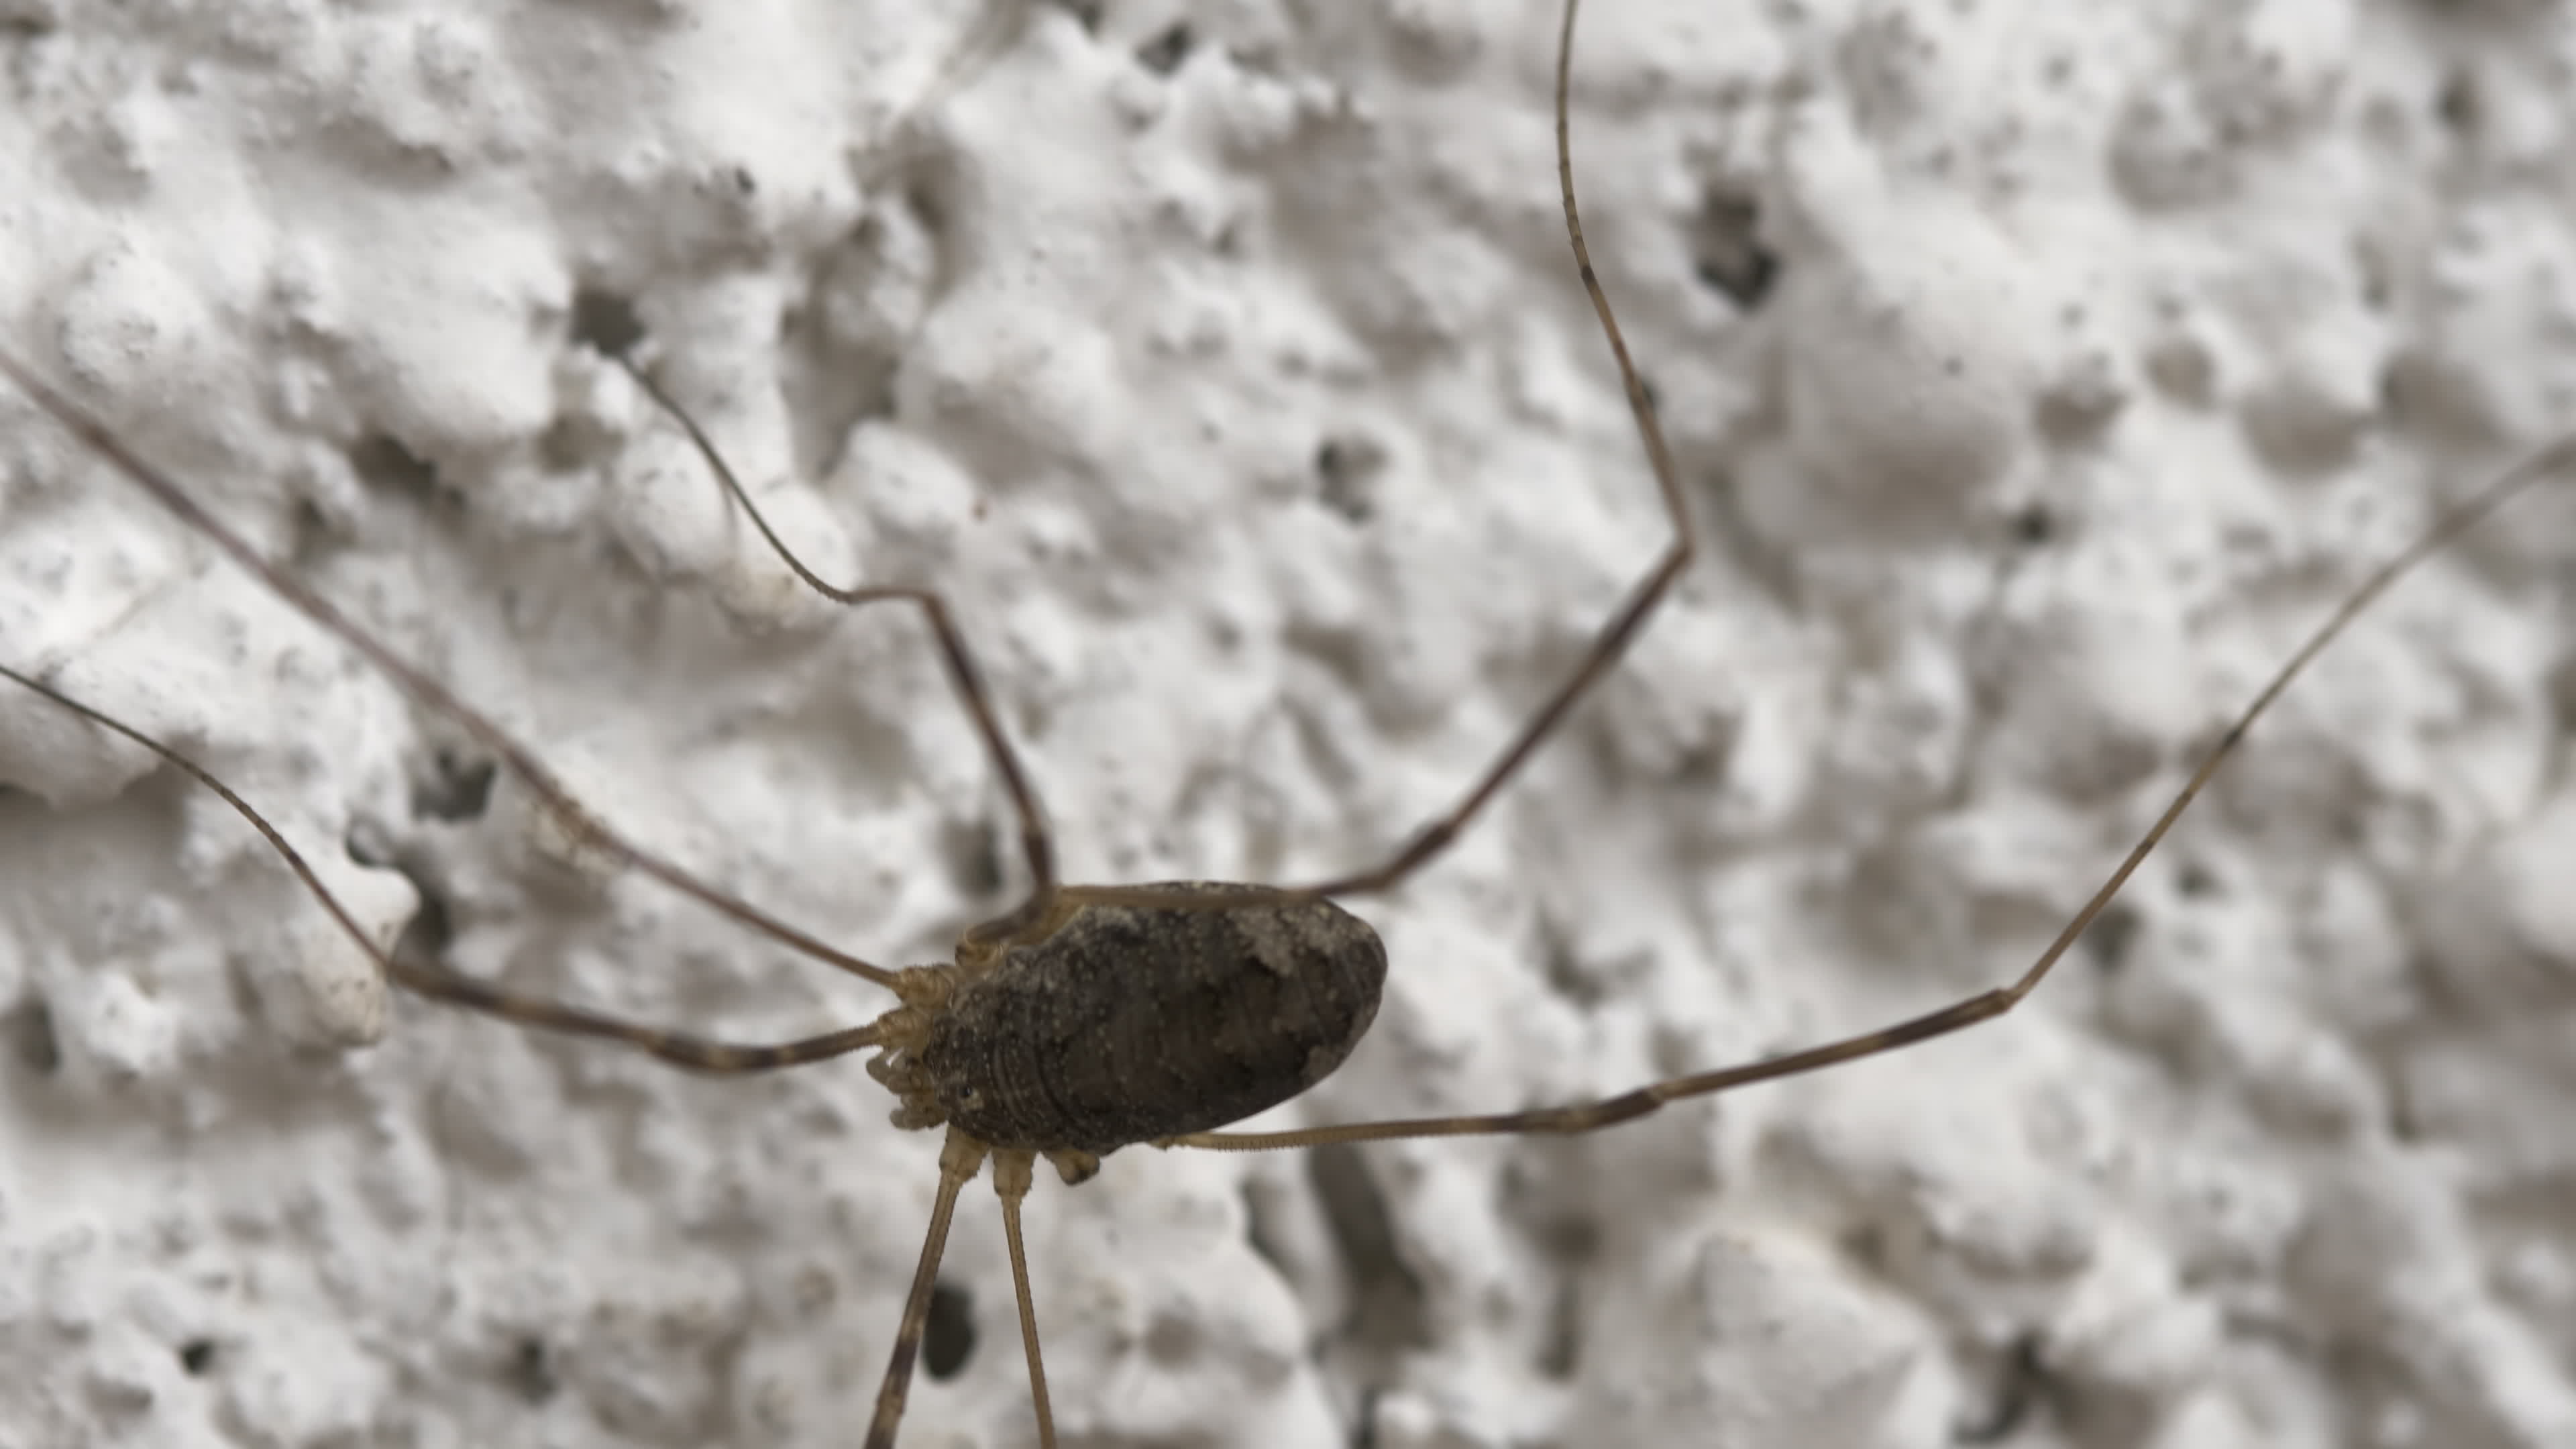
xmin=3 ymin=3 xmax=2573 ymax=1447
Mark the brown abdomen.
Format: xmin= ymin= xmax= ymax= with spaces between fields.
xmin=917 ymin=884 xmax=1387 ymax=1154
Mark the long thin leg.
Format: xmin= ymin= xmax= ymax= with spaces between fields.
xmin=384 ymin=963 xmax=888 ymax=1073
xmin=0 ymin=659 xmax=893 ymax=1074
xmin=868 ymin=1129 xmax=988 ymax=1449
xmin=616 ymin=359 xmax=1059 ymax=938
xmin=1286 ymin=0 xmax=1690 ymax=903
xmin=992 ymin=1149 xmax=1059 ymax=1449
xmin=0 ymin=350 xmax=906 ymax=990
xmin=1167 ymin=430 xmax=2576 ymax=1154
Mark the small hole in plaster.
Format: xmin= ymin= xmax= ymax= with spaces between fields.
xmin=1136 ymin=22 xmax=1192 ymax=76
xmin=347 ymin=433 xmax=440 ymax=502
xmin=411 ymin=748 xmax=498 ymax=822
xmin=389 ymin=881 xmax=456 ymax=973
xmin=1689 ymin=187 xmax=1779 ymax=309
xmin=2082 ymin=904 xmax=2141 ymax=973
xmin=1315 ymin=433 xmax=1386 ymax=524
xmin=510 ymin=1338 xmax=557 ymax=1403
xmin=571 ymin=288 xmax=646 ymax=359
xmin=922 ymin=1279 xmax=975 ymax=1380
xmin=10 ymin=1000 xmax=60 ymax=1077
xmin=2436 ymin=68 xmax=2479 ymax=137
xmin=1955 ymin=1334 xmax=2052 ymax=1444
xmin=943 ymin=816 xmax=1007 ymax=901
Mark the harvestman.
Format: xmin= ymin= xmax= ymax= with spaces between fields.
xmin=5 ymin=1 xmax=2573 ymax=1444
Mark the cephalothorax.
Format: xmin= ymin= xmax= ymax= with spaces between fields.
xmin=3 ymin=0 xmax=2571 ymax=1445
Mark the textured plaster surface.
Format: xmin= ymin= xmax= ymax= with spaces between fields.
xmin=3 ymin=3 xmax=2575 ymax=1448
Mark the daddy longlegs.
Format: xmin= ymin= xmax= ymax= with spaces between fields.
xmin=7 ymin=1 xmax=2575 ymax=1444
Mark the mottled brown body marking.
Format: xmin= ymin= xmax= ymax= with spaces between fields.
xmin=914 ymin=884 xmax=1386 ymax=1155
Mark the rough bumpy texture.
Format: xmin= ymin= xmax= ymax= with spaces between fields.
xmin=3 ymin=3 xmax=2575 ymax=1449
xmin=920 ymin=885 xmax=1387 ymax=1153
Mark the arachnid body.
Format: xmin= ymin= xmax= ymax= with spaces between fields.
xmin=7 ymin=4 xmax=2576 ymax=1449
xmin=898 ymin=885 xmax=1387 ymax=1158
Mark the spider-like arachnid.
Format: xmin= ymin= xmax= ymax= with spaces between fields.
xmin=5 ymin=3 xmax=2575 ymax=1448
